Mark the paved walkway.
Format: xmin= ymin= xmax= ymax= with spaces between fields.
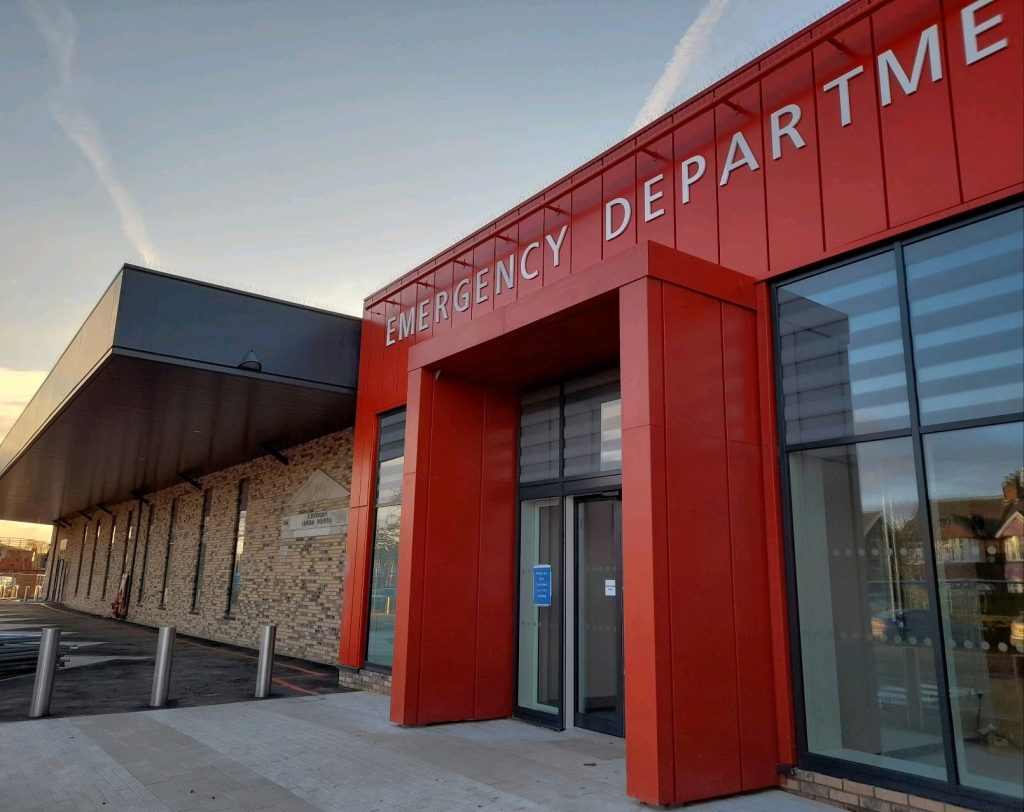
xmin=0 ymin=691 xmax=832 ymax=811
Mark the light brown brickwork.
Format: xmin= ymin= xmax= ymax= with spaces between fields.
xmin=338 ymin=666 xmax=392 ymax=695
xmin=49 ymin=429 xmax=353 ymax=666
xmin=782 ymin=768 xmax=986 ymax=812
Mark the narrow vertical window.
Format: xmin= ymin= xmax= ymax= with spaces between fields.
xmin=101 ymin=516 xmax=117 ymax=598
xmin=137 ymin=504 xmax=154 ymax=603
xmin=365 ymin=409 xmax=406 ymax=669
xmin=160 ymin=500 xmax=177 ymax=609
xmin=120 ymin=510 xmax=134 ymax=580
xmin=74 ymin=523 xmax=88 ymax=596
xmin=192 ymin=490 xmax=213 ymax=610
xmin=86 ymin=521 xmax=100 ymax=597
xmin=227 ymin=480 xmax=249 ymax=615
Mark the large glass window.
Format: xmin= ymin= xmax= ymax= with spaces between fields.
xmin=365 ymin=409 xmax=406 ymax=669
xmin=518 ymin=369 xmax=621 ymax=485
xmin=519 ymin=386 xmax=560 ymax=483
xmin=906 ymin=209 xmax=1023 ymax=426
xmin=923 ymin=424 xmax=1023 ymax=798
xmin=778 ymin=252 xmax=910 ymax=445
xmin=790 ymin=438 xmax=945 ymax=779
xmin=778 ymin=205 xmax=1023 ymax=805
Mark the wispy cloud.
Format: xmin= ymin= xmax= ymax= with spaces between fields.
xmin=24 ymin=0 xmax=162 ymax=268
xmin=630 ymin=0 xmax=731 ymax=133
xmin=0 ymin=368 xmax=46 ymax=444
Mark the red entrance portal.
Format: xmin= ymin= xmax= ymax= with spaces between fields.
xmin=346 ymin=242 xmax=786 ymax=805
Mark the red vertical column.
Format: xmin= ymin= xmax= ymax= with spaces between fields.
xmin=619 ymin=278 xmax=676 ymax=805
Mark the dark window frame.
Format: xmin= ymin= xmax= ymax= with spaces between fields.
xmin=773 ymin=200 xmax=1024 ymax=812
xmin=136 ymin=503 xmax=154 ymax=603
xmin=86 ymin=520 xmax=100 ymax=597
xmin=74 ymin=522 xmax=88 ymax=596
xmin=513 ymin=367 xmax=623 ymax=731
xmin=101 ymin=515 xmax=117 ymax=599
xmin=363 ymin=407 xmax=407 ymax=671
xmin=192 ymin=489 xmax=213 ymax=611
xmin=160 ymin=499 xmax=178 ymax=609
xmin=226 ymin=479 xmax=250 ymax=617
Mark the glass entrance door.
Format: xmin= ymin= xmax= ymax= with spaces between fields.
xmin=516 ymin=497 xmax=563 ymax=725
xmin=574 ymin=495 xmax=624 ymax=736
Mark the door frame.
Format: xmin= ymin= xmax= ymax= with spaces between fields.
xmin=513 ymin=476 xmax=623 ymax=733
xmin=572 ymin=492 xmax=625 ymax=738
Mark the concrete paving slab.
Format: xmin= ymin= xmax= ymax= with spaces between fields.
xmin=0 ymin=690 xmax=838 ymax=811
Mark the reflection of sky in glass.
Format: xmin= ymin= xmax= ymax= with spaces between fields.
xmin=906 ymin=231 xmax=1022 ymax=280
xmin=924 ymin=423 xmax=1024 ymax=501
xmin=854 ymin=438 xmax=918 ymax=519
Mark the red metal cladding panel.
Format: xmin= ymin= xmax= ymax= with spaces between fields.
xmin=619 ymin=279 xmax=676 ymax=805
xmin=381 ymin=300 xmax=401 ymax=405
xmin=417 ymin=471 xmax=482 ymax=722
xmin=755 ymin=283 xmax=798 ymax=765
xmin=543 ymin=194 xmax=572 ymax=284
xmin=726 ymin=439 xmax=779 ymax=790
xmin=517 ymin=210 xmax=546 ymax=301
xmin=491 ymin=222 xmax=520 ymax=311
xmin=673 ymin=110 xmax=719 ymax=264
xmin=762 ymin=52 xmax=825 ymax=272
xmin=665 ymin=425 xmax=743 ymax=800
xmin=662 ymin=288 xmax=726 ymax=441
xmin=571 ymin=177 xmax=603 ymax=273
xmin=813 ymin=16 xmax=889 ymax=250
xmin=721 ymin=305 xmax=761 ymax=446
xmin=431 ymin=262 xmax=454 ymax=336
xmin=471 ymin=237 xmax=497 ymax=320
xmin=395 ymin=284 xmax=418 ymax=397
xmin=412 ymin=273 xmax=435 ymax=342
xmin=716 ymin=85 xmax=769 ymax=277
xmin=451 ymin=252 xmax=475 ymax=331
xmin=474 ymin=478 xmax=516 ymax=718
xmin=339 ymin=503 xmax=370 ymax=666
xmin=636 ymin=134 xmax=676 ymax=250
xmin=475 ymin=393 xmax=517 ymax=722
xmin=872 ymin=0 xmax=961 ymax=226
xmin=945 ymin=0 xmax=1024 ymax=200
xmin=662 ymin=285 xmax=741 ymax=799
xmin=391 ymin=469 xmax=429 ymax=723
xmin=603 ymin=156 xmax=638 ymax=258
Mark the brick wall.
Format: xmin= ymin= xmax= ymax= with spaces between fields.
xmin=782 ymin=768 xmax=980 ymax=812
xmin=50 ymin=429 xmax=353 ymax=665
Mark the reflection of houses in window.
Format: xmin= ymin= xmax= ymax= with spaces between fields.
xmin=933 ymin=473 xmax=1024 ymax=643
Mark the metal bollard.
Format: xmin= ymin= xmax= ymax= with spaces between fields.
xmin=29 ymin=626 xmax=61 ymax=718
xmin=150 ymin=626 xmax=175 ymax=708
xmin=254 ymin=624 xmax=276 ymax=698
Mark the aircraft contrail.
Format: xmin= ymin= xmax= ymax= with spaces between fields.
xmin=630 ymin=0 xmax=731 ymax=133
xmin=24 ymin=0 xmax=162 ymax=268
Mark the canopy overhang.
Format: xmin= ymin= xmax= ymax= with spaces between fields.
xmin=0 ymin=266 xmax=360 ymax=525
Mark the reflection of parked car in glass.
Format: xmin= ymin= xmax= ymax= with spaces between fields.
xmin=870 ymin=608 xmax=992 ymax=647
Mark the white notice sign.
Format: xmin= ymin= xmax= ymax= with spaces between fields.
xmin=604 ymin=579 xmax=616 ymax=597
xmin=281 ymin=509 xmax=343 ymax=539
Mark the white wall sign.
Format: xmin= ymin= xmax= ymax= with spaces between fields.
xmin=281 ymin=509 xmax=344 ymax=539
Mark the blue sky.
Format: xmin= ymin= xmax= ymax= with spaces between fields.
xmin=0 ymin=0 xmax=837 ymax=538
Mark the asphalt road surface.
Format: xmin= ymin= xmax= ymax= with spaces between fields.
xmin=0 ymin=601 xmax=344 ymax=723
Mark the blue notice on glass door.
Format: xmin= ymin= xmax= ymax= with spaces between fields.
xmin=533 ymin=564 xmax=552 ymax=607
